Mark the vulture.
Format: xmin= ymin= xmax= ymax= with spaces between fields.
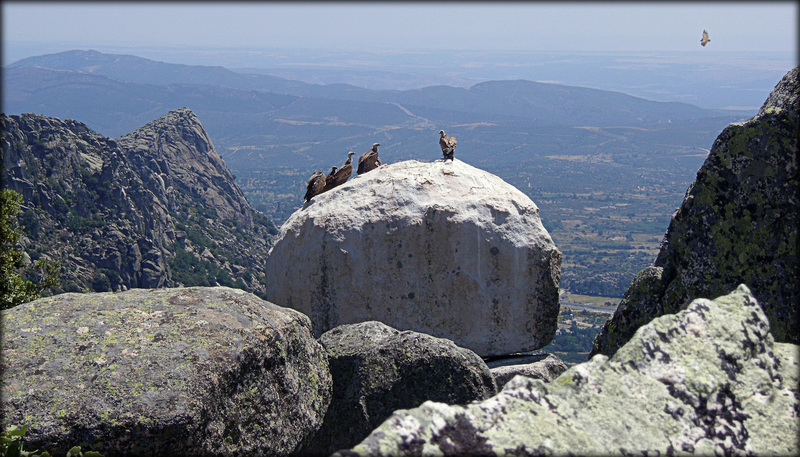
xmin=304 ymin=171 xmax=326 ymax=202
xmin=331 ymin=151 xmax=356 ymax=188
xmin=439 ymin=130 xmax=457 ymax=160
xmin=700 ymin=30 xmax=710 ymax=47
xmin=357 ymin=143 xmax=382 ymax=175
xmin=323 ymin=166 xmax=338 ymax=192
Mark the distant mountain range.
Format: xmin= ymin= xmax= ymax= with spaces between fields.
xmin=2 ymin=49 xmax=756 ymax=298
xmin=6 ymin=50 xmax=726 ymax=139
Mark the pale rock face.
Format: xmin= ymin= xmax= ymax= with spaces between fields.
xmin=266 ymin=159 xmax=561 ymax=357
xmin=489 ymin=353 xmax=569 ymax=388
xmin=339 ymin=285 xmax=799 ymax=457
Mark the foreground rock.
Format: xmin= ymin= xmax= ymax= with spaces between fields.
xmin=266 ymin=158 xmax=561 ymax=357
xmin=301 ymin=321 xmax=496 ymax=456
xmin=339 ymin=285 xmax=798 ymax=456
xmin=488 ymin=353 xmax=568 ymax=389
xmin=592 ymin=67 xmax=799 ymax=357
xmin=1 ymin=287 xmax=331 ymax=456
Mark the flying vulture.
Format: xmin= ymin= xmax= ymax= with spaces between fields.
xmin=331 ymin=151 xmax=356 ymax=188
xmin=700 ymin=30 xmax=710 ymax=47
xmin=357 ymin=143 xmax=382 ymax=175
xmin=304 ymin=171 xmax=326 ymax=202
xmin=439 ymin=130 xmax=457 ymax=160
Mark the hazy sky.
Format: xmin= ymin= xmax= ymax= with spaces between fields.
xmin=3 ymin=1 xmax=798 ymax=56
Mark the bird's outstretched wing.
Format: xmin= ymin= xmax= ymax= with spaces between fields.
xmin=700 ymin=30 xmax=710 ymax=47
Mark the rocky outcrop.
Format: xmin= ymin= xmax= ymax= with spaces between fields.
xmin=488 ymin=353 xmax=568 ymax=389
xmin=265 ymin=159 xmax=561 ymax=357
xmin=1 ymin=287 xmax=331 ymax=456
xmin=117 ymin=108 xmax=255 ymax=226
xmin=301 ymin=321 xmax=496 ymax=456
xmin=338 ymin=285 xmax=799 ymax=457
xmin=592 ymin=67 xmax=799 ymax=357
xmin=1 ymin=108 xmax=276 ymax=295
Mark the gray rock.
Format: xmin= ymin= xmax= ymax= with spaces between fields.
xmin=266 ymin=158 xmax=561 ymax=357
xmin=1 ymin=108 xmax=276 ymax=296
xmin=490 ymin=353 xmax=568 ymax=389
xmin=301 ymin=321 xmax=496 ymax=456
xmin=339 ymin=285 xmax=798 ymax=456
xmin=1 ymin=287 xmax=332 ymax=456
xmin=592 ymin=67 xmax=799 ymax=357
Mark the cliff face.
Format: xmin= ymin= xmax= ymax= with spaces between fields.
xmin=1 ymin=108 xmax=276 ymax=295
xmin=591 ymin=67 xmax=799 ymax=357
xmin=266 ymin=158 xmax=561 ymax=357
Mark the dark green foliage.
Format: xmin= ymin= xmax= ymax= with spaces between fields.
xmin=91 ymin=273 xmax=111 ymax=292
xmin=169 ymin=244 xmax=244 ymax=289
xmin=18 ymin=210 xmax=39 ymax=236
xmin=548 ymin=322 xmax=600 ymax=353
xmin=1 ymin=189 xmax=61 ymax=309
xmin=1 ymin=424 xmax=103 ymax=457
xmin=1 ymin=424 xmax=51 ymax=457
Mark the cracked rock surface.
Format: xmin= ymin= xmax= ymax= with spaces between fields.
xmin=1 ymin=287 xmax=331 ymax=456
xmin=338 ymin=285 xmax=798 ymax=456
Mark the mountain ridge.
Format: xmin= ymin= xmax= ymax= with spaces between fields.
xmin=5 ymin=49 xmax=724 ymax=134
xmin=3 ymin=49 xmax=752 ymax=298
xmin=1 ymin=107 xmax=276 ymax=295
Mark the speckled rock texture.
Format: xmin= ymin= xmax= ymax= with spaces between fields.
xmin=300 ymin=321 xmax=496 ymax=456
xmin=1 ymin=287 xmax=332 ymax=456
xmin=1 ymin=108 xmax=276 ymax=295
xmin=489 ymin=353 xmax=569 ymax=389
xmin=592 ymin=67 xmax=799 ymax=357
xmin=265 ymin=158 xmax=561 ymax=357
xmin=337 ymin=285 xmax=798 ymax=457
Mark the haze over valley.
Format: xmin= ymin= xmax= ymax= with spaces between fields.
xmin=2 ymin=3 xmax=798 ymax=452
xmin=5 ymin=46 xmax=792 ymax=304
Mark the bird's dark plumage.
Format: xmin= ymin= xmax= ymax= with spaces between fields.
xmin=439 ymin=130 xmax=457 ymax=160
xmin=357 ymin=143 xmax=381 ymax=175
xmin=304 ymin=171 xmax=326 ymax=202
xmin=332 ymin=151 xmax=356 ymax=188
xmin=323 ymin=166 xmax=338 ymax=192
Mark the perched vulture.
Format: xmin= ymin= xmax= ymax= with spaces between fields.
xmin=357 ymin=143 xmax=382 ymax=175
xmin=331 ymin=151 xmax=356 ymax=188
xmin=304 ymin=171 xmax=326 ymax=202
xmin=323 ymin=166 xmax=338 ymax=192
xmin=439 ymin=130 xmax=457 ymax=160
xmin=700 ymin=30 xmax=710 ymax=47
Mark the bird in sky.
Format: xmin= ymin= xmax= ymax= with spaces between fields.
xmin=700 ymin=30 xmax=710 ymax=47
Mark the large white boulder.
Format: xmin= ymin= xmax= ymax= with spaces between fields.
xmin=265 ymin=159 xmax=561 ymax=356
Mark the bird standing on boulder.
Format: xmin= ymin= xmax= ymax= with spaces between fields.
xmin=323 ymin=166 xmax=338 ymax=192
xmin=304 ymin=171 xmax=326 ymax=202
xmin=357 ymin=143 xmax=381 ymax=175
xmin=332 ymin=151 xmax=356 ymax=188
xmin=439 ymin=130 xmax=457 ymax=161
xmin=700 ymin=30 xmax=710 ymax=47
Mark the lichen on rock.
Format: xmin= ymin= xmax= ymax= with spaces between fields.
xmin=592 ymin=67 xmax=799 ymax=357
xmin=338 ymin=285 xmax=798 ymax=457
xmin=301 ymin=320 xmax=496 ymax=456
xmin=1 ymin=287 xmax=331 ymax=456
